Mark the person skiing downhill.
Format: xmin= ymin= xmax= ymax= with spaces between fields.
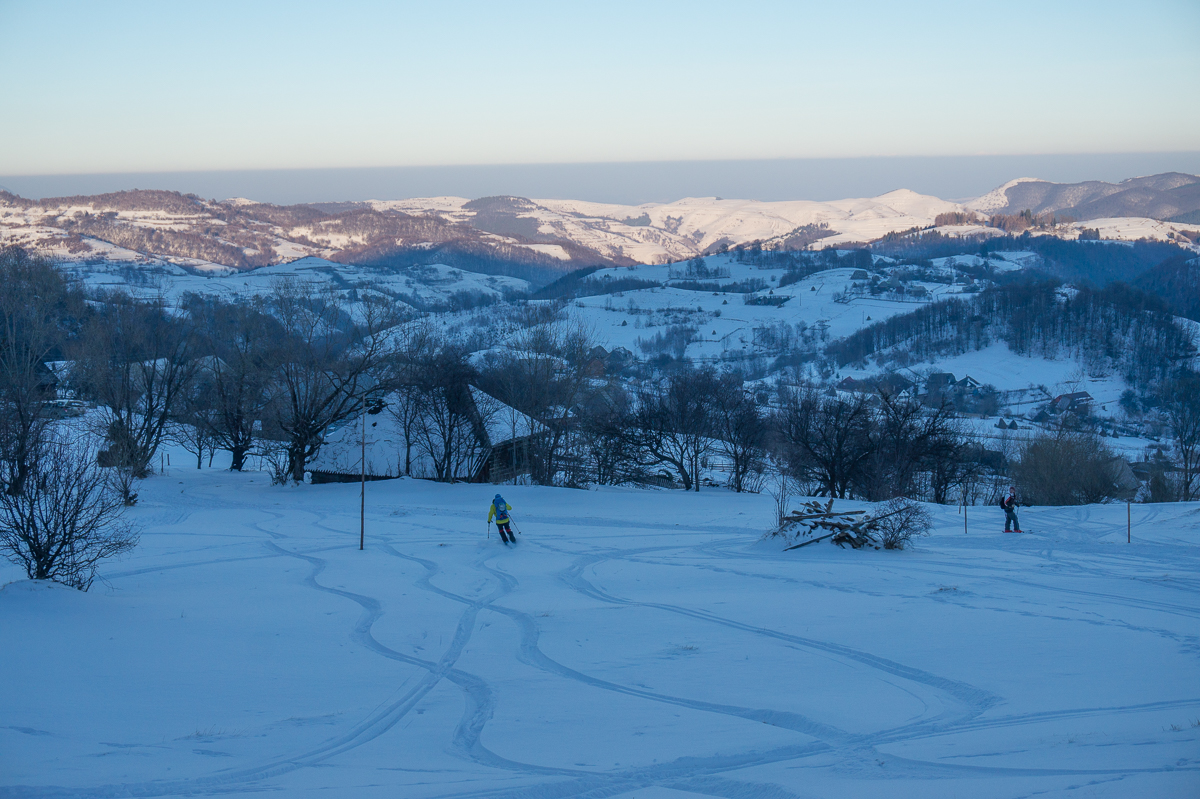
xmin=1000 ymin=486 xmax=1021 ymax=533
xmin=488 ymin=494 xmax=515 ymax=544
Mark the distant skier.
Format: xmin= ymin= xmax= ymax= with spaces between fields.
xmin=1000 ymin=487 xmax=1021 ymax=533
xmin=488 ymin=494 xmax=515 ymax=544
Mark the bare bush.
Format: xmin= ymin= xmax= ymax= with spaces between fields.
xmin=777 ymin=497 xmax=930 ymax=551
xmin=0 ymin=436 xmax=138 ymax=590
xmin=873 ymin=497 xmax=932 ymax=550
xmin=1013 ymin=430 xmax=1121 ymax=505
xmin=255 ymin=441 xmax=292 ymax=486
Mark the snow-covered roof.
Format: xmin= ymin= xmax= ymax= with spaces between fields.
xmin=470 ymin=385 xmax=544 ymax=444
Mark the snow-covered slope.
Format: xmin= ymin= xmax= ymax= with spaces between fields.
xmin=2 ymin=460 xmax=1197 ymax=797
xmin=373 ymin=189 xmax=967 ymax=263
xmin=565 ymin=254 xmax=976 ymax=366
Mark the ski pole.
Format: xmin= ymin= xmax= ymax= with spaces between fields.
xmin=509 ymin=514 xmax=522 ymax=535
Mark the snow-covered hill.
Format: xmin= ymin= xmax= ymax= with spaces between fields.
xmin=965 ymin=172 xmax=1200 ymax=222
xmin=349 ymin=190 xmax=969 ymax=264
xmin=2 ymin=460 xmax=1197 ymax=797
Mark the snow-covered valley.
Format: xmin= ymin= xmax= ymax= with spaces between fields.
xmin=2 ymin=456 xmax=1198 ymax=798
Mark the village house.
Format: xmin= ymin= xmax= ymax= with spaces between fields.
xmin=1052 ymin=391 xmax=1094 ymax=414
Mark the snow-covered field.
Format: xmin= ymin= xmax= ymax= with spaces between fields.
xmin=3 ymin=456 xmax=1198 ymax=798
xmin=569 ymin=256 xmax=975 ymax=363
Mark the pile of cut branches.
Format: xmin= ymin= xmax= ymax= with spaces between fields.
xmin=777 ymin=498 xmax=916 ymax=551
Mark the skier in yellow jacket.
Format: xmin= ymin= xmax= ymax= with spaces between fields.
xmin=488 ymin=494 xmax=515 ymax=544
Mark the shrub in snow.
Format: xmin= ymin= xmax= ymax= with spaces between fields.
xmin=873 ymin=497 xmax=932 ymax=550
xmin=0 ymin=437 xmax=138 ymax=590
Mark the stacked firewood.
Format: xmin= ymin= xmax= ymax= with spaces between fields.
xmin=778 ymin=498 xmax=901 ymax=551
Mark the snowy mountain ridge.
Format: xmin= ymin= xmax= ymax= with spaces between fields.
xmin=966 ymin=177 xmax=1044 ymax=213
xmin=2 ymin=172 xmax=1197 ymax=281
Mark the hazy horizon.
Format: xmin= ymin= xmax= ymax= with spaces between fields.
xmin=3 ymin=2 xmax=1197 ymax=181
xmin=3 ymin=152 xmax=1200 ymax=207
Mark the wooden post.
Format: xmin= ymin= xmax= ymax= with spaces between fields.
xmin=360 ymin=409 xmax=366 ymax=551
xmin=961 ymin=489 xmax=968 ymax=535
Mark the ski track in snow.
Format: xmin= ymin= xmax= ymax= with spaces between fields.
xmin=2 ymin=472 xmax=1198 ymax=798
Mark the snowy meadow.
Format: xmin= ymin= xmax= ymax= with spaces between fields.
xmin=3 ymin=457 xmax=1198 ymax=799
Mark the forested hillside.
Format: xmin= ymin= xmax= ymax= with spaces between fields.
xmin=828 ymin=282 xmax=1196 ymax=390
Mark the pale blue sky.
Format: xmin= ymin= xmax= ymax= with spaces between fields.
xmin=2 ymin=0 xmax=1198 ymax=190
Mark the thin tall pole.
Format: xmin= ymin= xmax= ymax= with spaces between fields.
xmin=360 ymin=408 xmax=366 ymax=551
xmin=1127 ymin=501 xmax=1131 ymax=544
xmin=961 ymin=489 xmax=968 ymax=535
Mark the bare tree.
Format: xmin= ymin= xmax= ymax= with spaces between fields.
xmin=169 ymin=414 xmax=218 ymax=470
xmin=409 ymin=344 xmax=483 ymax=482
xmin=709 ymin=374 xmax=766 ymax=493
xmin=0 ymin=435 xmax=138 ymax=590
xmin=634 ymin=369 xmax=717 ymax=491
xmin=577 ymin=384 xmax=637 ymax=486
xmin=0 ymin=248 xmax=79 ymax=495
xmin=860 ymin=392 xmax=959 ymax=501
xmin=778 ymin=388 xmax=873 ymax=498
xmin=928 ymin=432 xmax=982 ymax=506
xmin=185 ymin=297 xmax=279 ymax=471
xmin=1165 ymin=374 xmax=1200 ymax=501
xmin=266 ymin=280 xmax=391 ymax=482
xmin=382 ymin=322 xmax=439 ymax=477
xmin=73 ymin=296 xmax=197 ymax=480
